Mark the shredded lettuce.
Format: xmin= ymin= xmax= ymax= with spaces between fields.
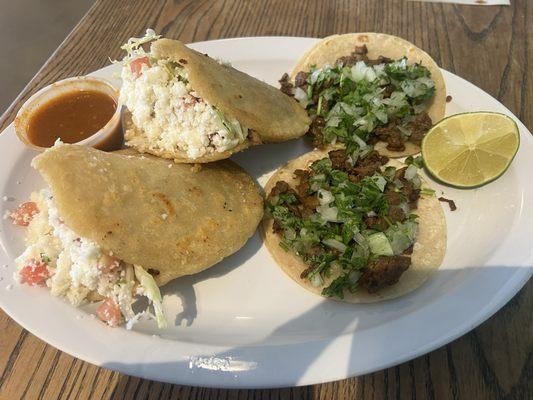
xmin=119 ymin=29 xmax=161 ymax=64
xmin=134 ymin=265 xmax=167 ymax=329
xmin=214 ymin=108 xmax=248 ymax=142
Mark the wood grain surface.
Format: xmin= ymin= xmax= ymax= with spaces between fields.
xmin=0 ymin=0 xmax=531 ymax=399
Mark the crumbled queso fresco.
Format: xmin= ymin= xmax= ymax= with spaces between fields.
xmin=15 ymin=190 xmax=136 ymax=320
xmin=120 ymin=59 xmax=247 ymax=159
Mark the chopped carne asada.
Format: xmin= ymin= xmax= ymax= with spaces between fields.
xmin=359 ymin=255 xmax=410 ymax=293
xmin=279 ymin=73 xmax=294 ymax=97
xmin=266 ymin=152 xmax=433 ymax=299
xmin=281 ymin=45 xmax=436 ymax=154
xmin=438 ymin=196 xmax=457 ymax=211
xmin=336 ymin=45 xmax=393 ymax=67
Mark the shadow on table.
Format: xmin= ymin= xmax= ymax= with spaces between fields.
xmin=102 ymin=266 xmax=531 ymax=397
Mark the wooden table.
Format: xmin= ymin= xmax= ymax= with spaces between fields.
xmin=1 ymin=1 xmax=531 ymax=398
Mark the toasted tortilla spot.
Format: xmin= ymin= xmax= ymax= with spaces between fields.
xmin=152 ymin=192 xmax=176 ymax=216
xmin=261 ymin=149 xmax=446 ymax=303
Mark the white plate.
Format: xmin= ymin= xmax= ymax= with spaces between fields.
xmin=0 ymin=37 xmax=531 ymax=389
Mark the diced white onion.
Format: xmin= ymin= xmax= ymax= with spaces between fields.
xmin=310 ymin=274 xmax=323 ymax=287
xmin=399 ymin=202 xmax=410 ymax=216
xmin=404 ymin=165 xmax=418 ymax=181
xmin=310 ymin=68 xmax=323 ymax=84
xmin=323 ymin=238 xmax=347 ymax=253
xmin=318 ymin=189 xmax=334 ymax=205
xmin=348 ymin=270 xmax=361 ymax=284
xmin=317 ymin=205 xmax=339 ymax=222
xmin=372 ymin=175 xmax=387 ymax=192
xmin=293 ymin=87 xmax=309 ymax=107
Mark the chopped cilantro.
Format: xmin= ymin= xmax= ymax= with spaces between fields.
xmin=405 ymin=155 xmax=424 ymax=168
xmin=302 ymin=58 xmax=435 ymax=152
xmin=420 ymin=188 xmax=436 ymax=196
xmin=266 ymin=156 xmax=422 ymax=299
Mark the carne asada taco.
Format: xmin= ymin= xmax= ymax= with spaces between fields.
xmin=262 ymin=149 xmax=446 ymax=302
xmin=11 ymin=144 xmax=263 ymax=327
xmin=280 ymin=33 xmax=446 ymax=158
xmin=120 ymin=30 xmax=310 ymax=163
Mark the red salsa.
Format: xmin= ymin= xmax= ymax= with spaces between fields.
xmin=27 ymin=90 xmax=116 ymax=147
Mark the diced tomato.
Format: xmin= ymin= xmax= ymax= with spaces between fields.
xmin=10 ymin=202 xmax=39 ymax=226
xmin=130 ymin=56 xmax=150 ymax=78
xmin=97 ymin=254 xmax=122 ymax=274
xmin=19 ymin=259 xmax=50 ymax=286
xmin=96 ymin=298 xmax=123 ymax=327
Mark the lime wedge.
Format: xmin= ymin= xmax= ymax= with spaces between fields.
xmin=421 ymin=112 xmax=519 ymax=188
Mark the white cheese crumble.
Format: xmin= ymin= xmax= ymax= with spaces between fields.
xmin=14 ymin=189 xmax=149 ymax=324
xmin=120 ymin=59 xmax=247 ymax=159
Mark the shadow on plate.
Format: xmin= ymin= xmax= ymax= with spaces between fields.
xmin=148 ymin=231 xmax=264 ymax=327
xmin=102 ymin=266 xmax=532 ymax=390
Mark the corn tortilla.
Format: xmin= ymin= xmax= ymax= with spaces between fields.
xmin=124 ymin=38 xmax=310 ymax=163
xmin=262 ymin=149 xmax=446 ymax=302
xmin=291 ymin=33 xmax=447 ymax=158
xmin=33 ymin=144 xmax=264 ymax=286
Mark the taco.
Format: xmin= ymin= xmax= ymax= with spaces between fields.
xmin=11 ymin=144 xmax=263 ymax=327
xmin=279 ymin=33 xmax=446 ymax=158
xmin=262 ymin=149 xmax=446 ymax=302
xmin=120 ymin=30 xmax=310 ymax=163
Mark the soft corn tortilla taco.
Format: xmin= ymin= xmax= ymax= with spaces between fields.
xmin=120 ymin=31 xmax=310 ymax=163
xmin=286 ymin=33 xmax=446 ymax=158
xmin=262 ymin=149 xmax=446 ymax=302
xmin=14 ymin=144 xmax=263 ymax=327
